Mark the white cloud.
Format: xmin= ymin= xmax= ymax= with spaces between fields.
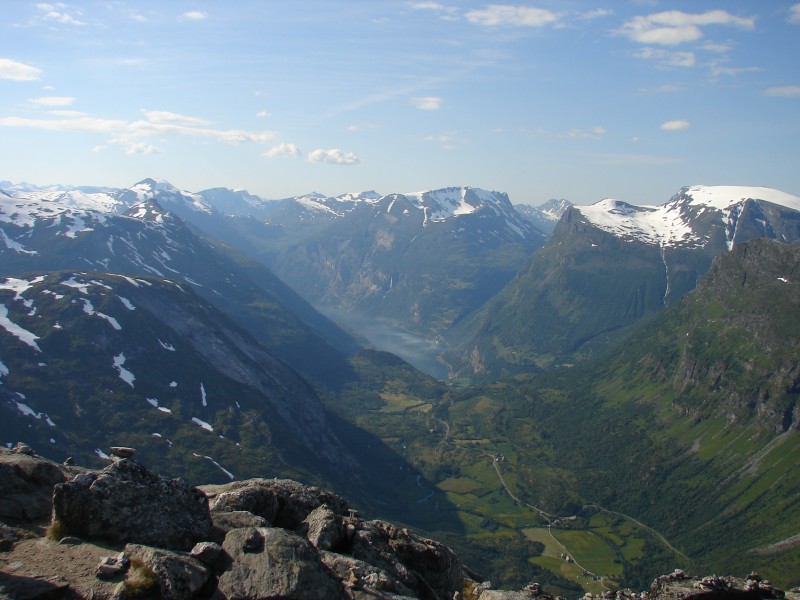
xmin=30 ymin=96 xmax=75 ymax=106
xmin=701 ymin=41 xmax=732 ymax=53
xmin=465 ymin=5 xmax=559 ymax=27
xmin=0 ymin=115 xmax=128 ymax=133
xmin=411 ymin=2 xmax=445 ymax=9
xmin=46 ymin=110 xmax=86 ymax=117
xmin=423 ymin=131 xmax=463 ymax=150
xmin=141 ymin=110 xmax=209 ymax=126
xmin=109 ymin=136 xmax=162 ymax=155
xmin=618 ymin=10 xmax=755 ymax=46
xmin=580 ymin=9 xmax=613 ymax=20
xmin=789 ymin=3 xmax=800 ymax=24
xmin=633 ymin=48 xmax=695 ymax=68
xmin=347 ymin=123 xmax=379 ymax=132
xmin=0 ymin=58 xmax=41 ymax=81
xmin=567 ymin=126 xmax=607 ymax=140
xmin=412 ymin=96 xmax=442 ymax=110
xmin=660 ymin=119 xmax=690 ymax=131
xmin=307 ymin=148 xmax=361 ymax=165
xmin=256 ymin=110 xmax=270 ymax=118
xmin=0 ymin=110 xmax=276 ymax=153
xmin=36 ymin=3 xmax=86 ymax=25
xmin=410 ymin=2 xmax=459 ymax=19
xmin=764 ymin=85 xmax=800 ymax=97
xmin=263 ymin=143 xmax=301 ymax=158
xmin=182 ymin=11 xmax=207 ymax=20
xmin=709 ymin=62 xmax=759 ymax=77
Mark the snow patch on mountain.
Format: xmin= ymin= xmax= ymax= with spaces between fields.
xmin=0 ymin=302 xmax=41 ymax=351
xmin=404 ymin=187 xmax=489 ymax=222
xmin=578 ymin=198 xmax=697 ymax=247
xmin=192 ymin=416 xmax=214 ymax=432
xmin=577 ymin=185 xmax=800 ymax=248
xmin=113 ymin=353 xmax=135 ymax=387
xmin=681 ymin=185 xmax=800 ymax=212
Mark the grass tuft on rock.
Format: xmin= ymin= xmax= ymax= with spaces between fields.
xmin=124 ymin=557 xmax=160 ymax=598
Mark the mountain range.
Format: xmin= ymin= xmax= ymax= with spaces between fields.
xmin=2 ymin=177 xmax=799 ymax=592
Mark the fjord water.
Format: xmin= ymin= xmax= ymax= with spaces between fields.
xmin=318 ymin=307 xmax=449 ymax=380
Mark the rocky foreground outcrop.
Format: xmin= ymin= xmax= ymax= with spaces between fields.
xmin=1 ymin=444 xmax=798 ymax=600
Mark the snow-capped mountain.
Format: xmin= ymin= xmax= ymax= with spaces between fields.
xmin=264 ymin=187 xmax=535 ymax=238
xmin=198 ymin=186 xmax=270 ymax=217
xmin=124 ymin=178 xmax=213 ymax=214
xmin=262 ymin=190 xmax=382 ymax=225
xmin=444 ymin=184 xmax=800 ymax=377
xmin=576 ymin=185 xmax=800 ymax=250
xmin=0 ymin=180 xmax=360 ymax=387
xmin=264 ymin=186 xmax=547 ymax=336
xmin=515 ymin=198 xmax=573 ymax=235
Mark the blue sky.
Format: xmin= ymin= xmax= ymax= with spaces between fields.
xmin=1 ymin=1 xmax=798 ymax=205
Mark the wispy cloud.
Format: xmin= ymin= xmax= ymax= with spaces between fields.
xmin=465 ymin=5 xmax=560 ymax=28
xmin=256 ymin=110 xmax=270 ymax=118
xmin=709 ymin=61 xmax=760 ymax=78
xmin=0 ymin=109 xmax=276 ymax=155
xmin=789 ymin=3 xmax=800 ymax=24
xmin=410 ymin=2 xmax=458 ymax=17
xmin=701 ymin=41 xmax=733 ymax=53
xmin=264 ymin=143 xmax=301 ymax=158
xmin=580 ymin=9 xmax=613 ymax=21
xmin=660 ymin=119 xmax=690 ymax=131
xmin=141 ymin=110 xmax=209 ymax=126
xmin=182 ymin=11 xmax=207 ymax=21
xmin=108 ymin=137 xmax=161 ymax=155
xmin=412 ymin=96 xmax=442 ymax=110
xmin=0 ymin=115 xmax=128 ymax=133
xmin=36 ymin=2 xmax=86 ymax=26
xmin=763 ymin=85 xmax=800 ymax=97
xmin=307 ymin=148 xmax=360 ymax=165
xmin=30 ymin=96 xmax=75 ymax=107
xmin=634 ymin=48 xmax=696 ymax=68
xmin=568 ymin=126 xmax=607 ymax=140
xmin=0 ymin=58 xmax=41 ymax=81
xmin=617 ymin=10 xmax=755 ymax=46
xmin=424 ymin=131 xmax=461 ymax=150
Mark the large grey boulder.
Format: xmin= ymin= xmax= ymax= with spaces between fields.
xmin=349 ymin=521 xmax=416 ymax=593
xmin=299 ymin=504 xmax=346 ymax=551
xmin=320 ymin=550 xmax=416 ymax=598
xmin=0 ymin=446 xmax=71 ymax=523
xmin=350 ymin=520 xmax=464 ymax=600
xmin=210 ymin=510 xmax=269 ymax=539
xmin=383 ymin=522 xmax=464 ymax=597
xmin=217 ymin=526 xmax=345 ymax=599
xmin=202 ymin=478 xmax=350 ymax=529
xmin=124 ymin=543 xmax=211 ymax=600
xmin=52 ymin=459 xmax=212 ymax=550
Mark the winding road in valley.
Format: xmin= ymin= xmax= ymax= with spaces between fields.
xmin=488 ymin=454 xmax=690 ymax=576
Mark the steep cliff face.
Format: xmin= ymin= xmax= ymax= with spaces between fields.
xmin=0 ymin=272 xmax=355 ymax=484
xmin=629 ymin=239 xmax=800 ymax=432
